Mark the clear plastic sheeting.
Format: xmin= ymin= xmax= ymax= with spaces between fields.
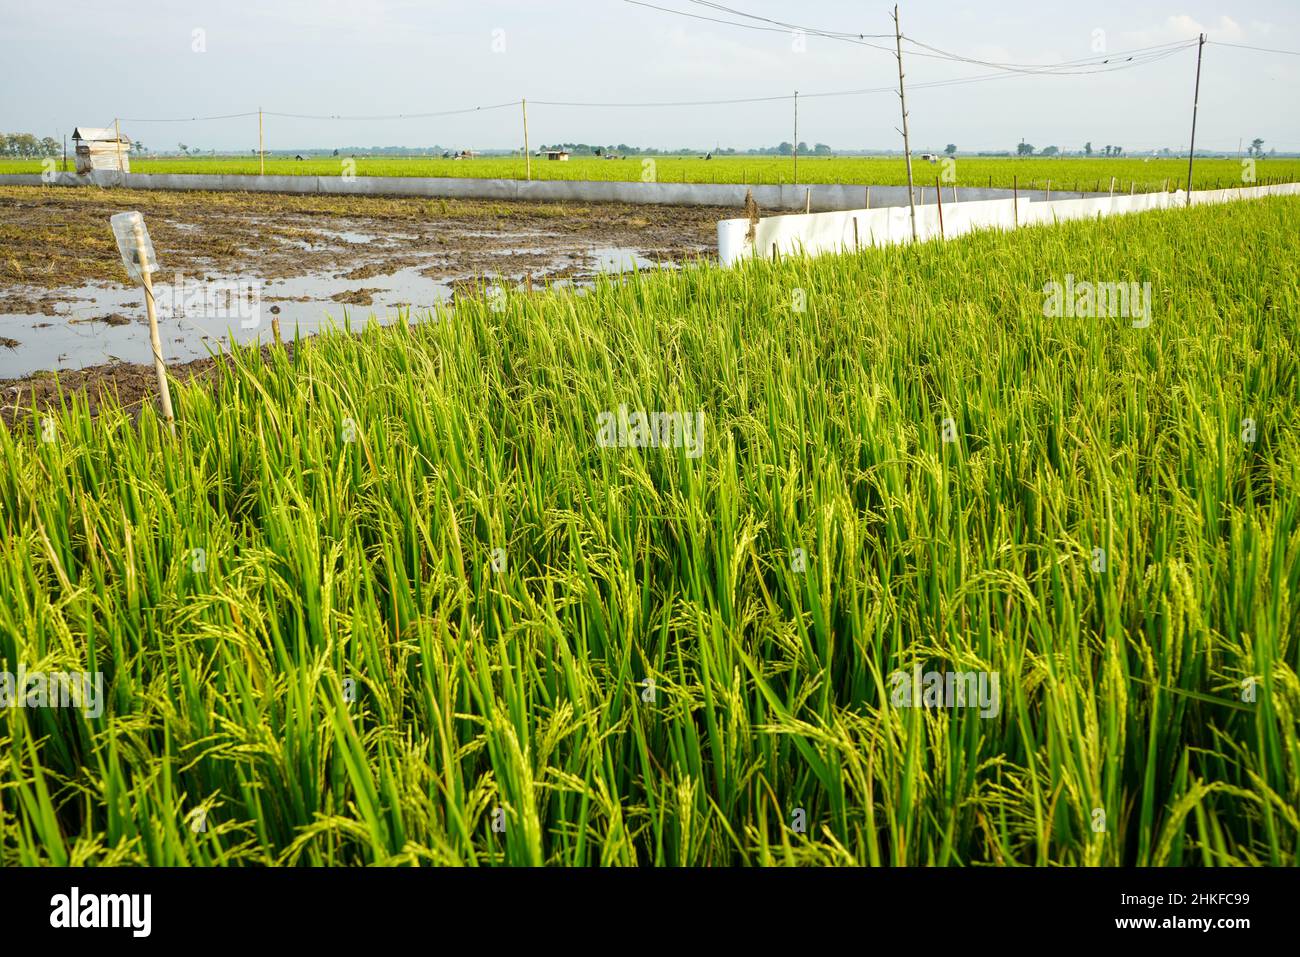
xmin=718 ymin=181 xmax=1298 ymax=266
xmin=109 ymin=211 xmax=158 ymax=283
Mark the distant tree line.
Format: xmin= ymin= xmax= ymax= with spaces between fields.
xmin=1001 ymin=139 xmax=1277 ymax=159
xmin=1 ymin=133 xmax=61 ymax=157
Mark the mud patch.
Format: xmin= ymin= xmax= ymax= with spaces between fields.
xmin=0 ymin=184 xmax=729 ymax=387
xmin=331 ymin=288 xmax=380 ymax=306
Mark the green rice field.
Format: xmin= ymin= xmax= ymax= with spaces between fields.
xmin=1 ymin=196 xmax=1297 ymax=866
xmin=3 ymin=154 xmax=1297 ymax=193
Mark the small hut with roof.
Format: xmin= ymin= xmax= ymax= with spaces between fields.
xmin=72 ymin=127 xmax=131 ymax=173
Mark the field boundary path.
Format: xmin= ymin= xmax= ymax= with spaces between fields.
xmin=0 ymin=170 xmax=1092 ymax=212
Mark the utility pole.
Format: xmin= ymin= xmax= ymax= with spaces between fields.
xmin=522 ymin=98 xmax=531 ymax=180
xmin=792 ymin=91 xmax=798 ymax=185
xmin=1185 ymin=33 xmax=1205 ymax=205
xmin=259 ymin=107 xmax=265 ymax=176
xmin=893 ymin=5 xmax=917 ymax=240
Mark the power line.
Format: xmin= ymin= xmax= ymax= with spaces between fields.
xmin=116 ymin=58 xmax=1193 ymax=126
xmin=534 ymin=84 xmax=902 ymax=108
xmin=629 ymin=0 xmax=1202 ymax=75
xmin=265 ymin=102 xmax=521 ymax=121
xmin=1208 ymin=40 xmax=1300 ymax=56
xmin=686 ymin=0 xmax=893 ymax=40
xmin=902 ymin=37 xmax=1198 ymax=74
xmin=622 ymin=0 xmax=897 ymax=51
xmin=531 ymin=66 xmax=1126 ymax=109
xmin=117 ymin=111 xmax=260 ymax=123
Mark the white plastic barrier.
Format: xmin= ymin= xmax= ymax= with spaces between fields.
xmin=1114 ymin=191 xmax=1174 ymax=214
xmin=937 ymin=199 xmax=1019 ymax=239
xmin=719 ymin=181 xmax=1298 ymax=267
xmin=720 ymin=199 xmax=1018 ymax=263
xmin=1015 ymin=195 xmax=1111 ymax=226
xmin=719 ymin=207 xmax=895 ymax=262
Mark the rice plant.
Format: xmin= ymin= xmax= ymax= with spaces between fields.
xmin=1 ymin=197 xmax=1297 ymax=866
xmin=4 ymin=154 xmax=1297 ymax=192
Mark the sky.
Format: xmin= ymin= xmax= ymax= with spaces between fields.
xmin=1 ymin=0 xmax=1297 ymax=154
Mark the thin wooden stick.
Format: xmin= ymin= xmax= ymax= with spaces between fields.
xmin=133 ymin=221 xmax=175 ymax=437
xmin=935 ymin=176 xmax=945 ymax=239
xmin=522 ymin=99 xmax=531 ymax=181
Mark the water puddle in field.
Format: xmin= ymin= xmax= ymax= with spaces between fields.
xmin=592 ymin=247 xmax=662 ymax=272
xmin=0 ymin=243 xmax=681 ymax=378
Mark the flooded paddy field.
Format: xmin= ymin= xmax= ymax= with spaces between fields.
xmin=0 ymin=185 xmax=724 ymax=417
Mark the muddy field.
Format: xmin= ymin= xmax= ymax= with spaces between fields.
xmin=0 ymin=185 xmax=728 ymax=418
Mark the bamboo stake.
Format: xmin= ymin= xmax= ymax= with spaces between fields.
xmin=893 ymin=6 xmax=917 ymax=241
xmin=522 ymin=99 xmax=531 ymax=181
xmin=935 ymin=176 xmax=944 ymax=239
xmin=259 ymin=107 xmax=265 ymax=176
xmin=115 ymin=118 xmax=124 ymax=174
xmin=132 ymin=220 xmax=175 ymax=437
xmin=1185 ymin=34 xmax=1206 ymax=206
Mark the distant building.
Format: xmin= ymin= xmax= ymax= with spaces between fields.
xmin=72 ymin=127 xmax=131 ymax=173
xmin=541 ymin=149 xmax=570 ymax=161
xmin=918 ymin=152 xmax=939 ymax=163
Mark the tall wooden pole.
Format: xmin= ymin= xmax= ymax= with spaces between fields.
xmin=792 ymin=91 xmax=799 ymax=185
xmin=132 ymin=220 xmax=175 ymax=438
xmin=1185 ymin=34 xmax=1206 ymax=205
xmin=522 ymin=99 xmax=531 ymax=180
xmin=259 ymin=107 xmax=265 ymax=176
xmin=115 ymin=117 xmax=124 ymax=173
xmin=893 ymin=5 xmax=917 ymax=240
